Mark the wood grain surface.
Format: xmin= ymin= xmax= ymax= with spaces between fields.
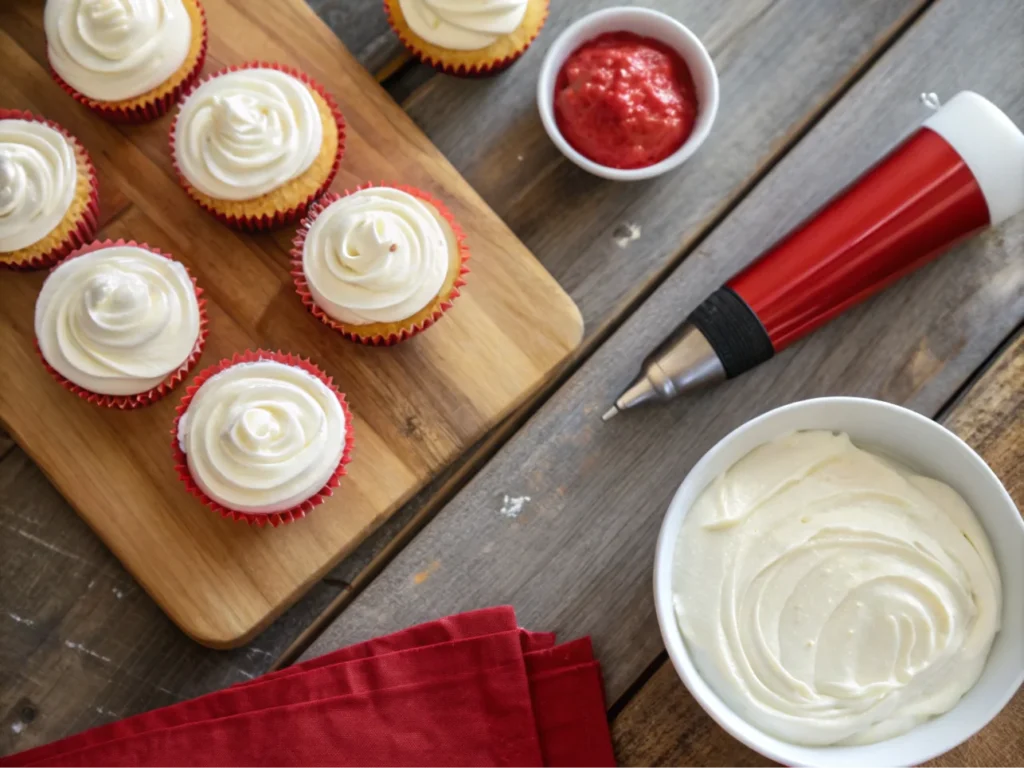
xmin=300 ymin=0 xmax=1024 ymax=714
xmin=0 ymin=0 xmax=583 ymax=650
xmin=611 ymin=331 xmax=1024 ymax=767
xmin=0 ymin=0 xmax=932 ymax=754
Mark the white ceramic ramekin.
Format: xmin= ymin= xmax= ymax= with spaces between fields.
xmin=654 ymin=397 xmax=1023 ymax=767
xmin=536 ymin=7 xmax=719 ymax=181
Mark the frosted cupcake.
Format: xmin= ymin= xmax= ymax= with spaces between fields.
xmin=35 ymin=241 xmax=207 ymax=408
xmin=292 ymin=183 xmax=470 ymax=345
xmin=173 ymin=351 xmax=354 ymax=527
xmin=0 ymin=112 xmax=99 ymax=270
xmin=385 ymin=0 xmax=549 ymax=75
xmin=45 ymin=0 xmax=207 ymax=122
xmin=171 ymin=63 xmax=345 ymax=231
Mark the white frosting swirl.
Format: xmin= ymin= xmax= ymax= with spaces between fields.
xmin=302 ymin=188 xmax=452 ymax=325
xmin=177 ymin=360 xmax=347 ymax=514
xmin=173 ymin=68 xmax=323 ymax=201
xmin=45 ymin=0 xmax=192 ymax=101
xmin=672 ymin=431 xmax=1001 ymax=746
xmin=35 ymin=245 xmax=201 ymax=396
xmin=398 ymin=0 xmax=528 ymax=50
xmin=0 ymin=119 xmax=78 ymax=253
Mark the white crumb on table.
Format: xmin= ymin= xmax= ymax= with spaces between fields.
xmin=613 ymin=222 xmax=642 ymax=248
xmin=500 ymin=494 xmax=531 ymax=518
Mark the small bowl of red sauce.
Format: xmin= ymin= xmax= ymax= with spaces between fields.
xmin=537 ymin=7 xmax=719 ymax=181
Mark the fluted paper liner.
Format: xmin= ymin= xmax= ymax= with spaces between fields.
xmin=0 ymin=110 xmax=100 ymax=270
xmin=169 ymin=62 xmax=345 ymax=232
xmin=49 ymin=0 xmax=208 ymax=123
xmin=291 ymin=183 xmax=470 ymax=346
xmin=36 ymin=240 xmax=208 ymax=409
xmin=383 ymin=0 xmax=549 ymax=77
xmin=171 ymin=350 xmax=355 ymax=527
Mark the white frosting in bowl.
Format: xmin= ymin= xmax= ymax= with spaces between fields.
xmin=35 ymin=245 xmax=201 ymax=396
xmin=302 ymin=187 xmax=452 ymax=325
xmin=45 ymin=0 xmax=193 ymax=102
xmin=173 ymin=68 xmax=323 ymax=201
xmin=672 ymin=431 xmax=1001 ymax=747
xmin=177 ymin=360 xmax=347 ymax=514
xmin=0 ymin=119 xmax=78 ymax=253
xmin=398 ymin=0 xmax=528 ymax=50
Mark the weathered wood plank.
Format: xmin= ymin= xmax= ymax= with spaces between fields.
xmin=0 ymin=0 xmax=926 ymax=754
xmin=611 ymin=332 xmax=1024 ymax=767
xmin=300 ymin=0 xmax=1024 ymax=717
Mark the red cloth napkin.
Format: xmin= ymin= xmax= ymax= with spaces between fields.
xmin=1 ymin=607 xmax=615 ymax=767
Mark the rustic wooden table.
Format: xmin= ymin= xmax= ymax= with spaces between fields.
xmin=1 ymin=0 xmax=1022 ymax=764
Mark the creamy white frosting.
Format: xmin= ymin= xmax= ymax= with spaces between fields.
xmin=398 ymin=0 xmax=528 ymax=50
xmin=0 ymin=119 xmax=78 ymax=253
xmin=35 ymin=245 xmax=201 ymax=396
xmin=302 ymin=188 xmax=452 ymax=325
xmin=45 ymin=0 xmax=193 ymax=102
xmin=673 ymin=431 xmax=1001 ymax=746
xmin=177 ymin=360 xmax=347 ymax=514
xmin=173 ymin=68 xmax=323 ymax=201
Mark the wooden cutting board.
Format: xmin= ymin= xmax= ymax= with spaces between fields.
xmin=0 ymin=0 xmax=582 ymax=648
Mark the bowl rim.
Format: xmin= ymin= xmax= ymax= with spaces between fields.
xmin=536 ymin=6 xmax=720 ymax=181
xmin=653 ymin=396 xmax=1024 ymax=766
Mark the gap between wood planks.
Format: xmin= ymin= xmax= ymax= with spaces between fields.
xmin=605 ymin=319 xmax=1024 ymax=723
xmin=269 ymin=0 xmax=940 ymax=669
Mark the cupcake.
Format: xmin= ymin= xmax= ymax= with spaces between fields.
xmin=172 ymin=351 xmax=354 ymax=527
xmin=170 ymin=63 xmax=345 ymax=231
xmin=384 ymin=0 xmax=549 ymax=75
xmin=45 ymin=0 xmax=207 ymax=122
xmin=292 ymin=183 xmax=470 ymax=345
xmin=0 ymin=111 xmax=99 ymax=270
xmin=35 ymin=240 xmax=207 ymax=408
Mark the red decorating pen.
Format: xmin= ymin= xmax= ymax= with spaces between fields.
xmin=603 ymin=91 xmax=1024 ymax=420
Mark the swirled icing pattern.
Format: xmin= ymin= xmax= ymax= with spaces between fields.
xmin=177 ymin=360 xmax=347 ymax=514
xmin=0 ymin=119 xmax=77 ymax=253
xmin=398 ymin=0 xmax=528 ymax=50
xmin=672 ymin=431 xmax=1001 ymax=746
xmin=302 ymin=187 xmax=452 ymax=325
xmin=173 ymin=68 xmax=323 ymax=201
xmin=45 ymin=0 xmax=192 ymax=101
xmin=35 ymin=245 xmax=201 ymax=395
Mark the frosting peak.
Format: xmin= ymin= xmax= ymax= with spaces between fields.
xmin=302 ymin=188 xmax=453 ymax=325
xmin=177 ymin=360 xmax=347 ymax=514
xmin=173 ymin=68 xmax=323 ymax=201
xmin=0 ymin=119 xmax=77 ymax=253
xmin=35 ymin=245 xmax=201 ymax=395
xmin=399 ymin=0 xmax=528 ymax=50
xmin=45 ymin=0 xmax=193 ymax=101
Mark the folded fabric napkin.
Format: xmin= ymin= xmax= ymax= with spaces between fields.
xmin=1 ymin=607 xmax=615 ymax=767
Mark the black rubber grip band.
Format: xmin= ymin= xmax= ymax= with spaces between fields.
xmin=687 ymin=287 xmax=774 ymax=379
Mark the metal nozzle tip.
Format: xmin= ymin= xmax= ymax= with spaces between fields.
xmin=601 ymin=405 xmax=619 ymax=422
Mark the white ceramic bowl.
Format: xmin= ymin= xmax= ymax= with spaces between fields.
xmin=654 ymin=397 xmax=1024 ymax=767
xmin=536 ymin=7 xmax=719 ymax=181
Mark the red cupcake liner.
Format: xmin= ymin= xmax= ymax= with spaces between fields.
xmin=36 ymin=239 xmax=208 ymax=409
xmin=49 ymin=0 xmax=208 ymax=123
xmin=383 ymin=0 xmax=548 ymax=77
xmin=290 ymin=182 xmax=471 ymax=346
xmin=171 ymin=350 xmax=355 ymax=527
xmin=0 ymin=109 xmax=100 ymax=271
xmin=169 ymin=62 xmax=346 ymax=232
